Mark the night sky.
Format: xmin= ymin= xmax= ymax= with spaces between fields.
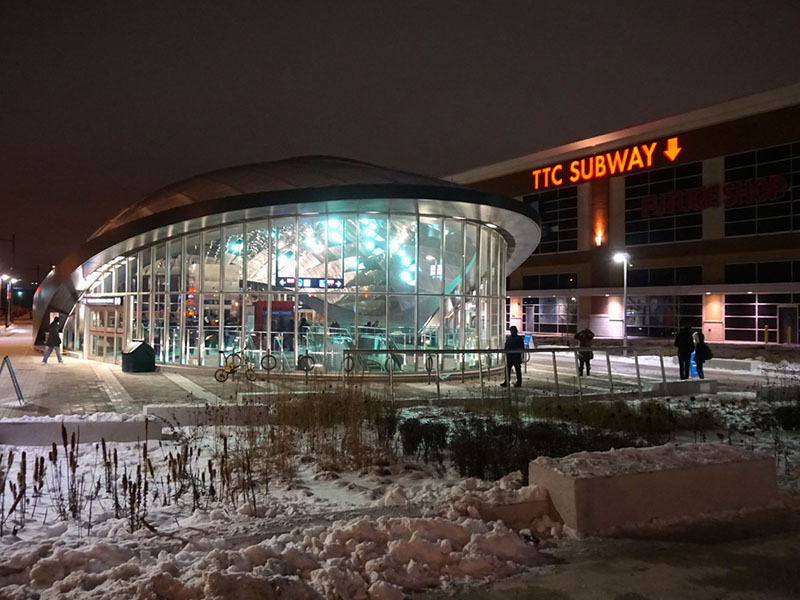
xmin=2 ymin=1 xmax=800 ymax=281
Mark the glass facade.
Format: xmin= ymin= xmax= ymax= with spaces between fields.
xmin=66 ymin=213 xmax=507 ymax=374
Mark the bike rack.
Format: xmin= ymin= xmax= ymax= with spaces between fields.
xmin=0 ymin=355 xmax=23 ymax=405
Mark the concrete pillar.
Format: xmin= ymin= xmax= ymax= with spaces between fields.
xmin=703 ymin=293 xmax=724 ymax=342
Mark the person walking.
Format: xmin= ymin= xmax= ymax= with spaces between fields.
xmin=693 ymin=331 xmax=712 ymax=379
xmin=674 ymin=324 xmax=695 ymax=380
xmin=574 ymin=327 xmax=595 ymax=376
xmin=501 ymin=325 xmax=525 ymax=387
xmin=42 ymin=316 xmax=64 ymax=364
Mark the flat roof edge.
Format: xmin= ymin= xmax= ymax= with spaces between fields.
xmin=448 ymin=83 xmax=800 ymax=184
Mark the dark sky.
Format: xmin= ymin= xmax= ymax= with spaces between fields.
xmin=2 ymin=1 xmax=800 ymax=280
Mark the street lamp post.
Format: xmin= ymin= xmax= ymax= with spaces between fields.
xmin=613 ymin=252 xmax=630 ymax=357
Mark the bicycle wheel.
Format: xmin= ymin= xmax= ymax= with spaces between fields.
xmin=214 ymin=368 xmax=229 ymax=383
xmin=245 ymin=367 xmax=256 ymax=381
xmin=226 ymin=352 xmax=243 ymax=368
xmin=260 ymin=354 xmax=277 ymax=371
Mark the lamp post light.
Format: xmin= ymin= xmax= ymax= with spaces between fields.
xmin=613 ymin=252 xmax=630 ymax=357
xmin=6 ymin=278 xmax=19 ymax=327
xmin=1 ymin=274 xmax=9 ymax=329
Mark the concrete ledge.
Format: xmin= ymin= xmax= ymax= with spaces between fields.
xmin=647 ymin=379 xmax=718 ymax=395
xmin=144 ymin=403 xmax=273 ymax=428
xmin=0 ymin=419 xmax=160 ymax=445
xmin=529 ymin=445 xmax=778 ymax=535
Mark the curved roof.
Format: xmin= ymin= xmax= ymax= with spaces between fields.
xmin=91 ymin=156 xmax=463 ymax=239
xmin=34 ymin=156 xmax=541 ymax=348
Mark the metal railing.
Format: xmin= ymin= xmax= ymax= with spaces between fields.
xmin=340 ymin=346 xmax=670 ymax=402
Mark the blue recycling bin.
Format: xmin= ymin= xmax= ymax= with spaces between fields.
xmin=690 ymin=350 xmax=698 ymax=377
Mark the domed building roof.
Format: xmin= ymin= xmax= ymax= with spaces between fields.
xmin=91 ymin=156 xmax=463 ymax=239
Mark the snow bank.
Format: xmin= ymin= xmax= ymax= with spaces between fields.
xmin=532 ymin=443 xmax=766 ymax=479
xmin=0 ymin=514 xmax=549 ymax=599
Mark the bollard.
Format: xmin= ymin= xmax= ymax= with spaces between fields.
xmin=634 ymin=351 xmax=643 ymax=401
xmin=605 ymin=351 xmax=615 ymax=399
xmin=552 ymin=351 xmax=560 ymax=400
xmin=658 ymin=348 xmax=667 ymax=385
xmin=574 ymin=350 xmax=583 ymax=402
xmin=764 ymin=324 xmax=769 ymax=344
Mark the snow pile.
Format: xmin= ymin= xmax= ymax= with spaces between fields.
xmin=0 ymin=514 xmax=549 ymax=599
xmin=0 ymin=412 xmax=143 ymax=423
xmin=532 ymin=443 xmax=767 ymax=479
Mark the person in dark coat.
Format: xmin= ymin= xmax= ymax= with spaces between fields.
xmin=42 ymin=316 xmax=64 ymax=364
xmin=693 ymin=331 xmax=711 ymax=379
xmin=574 ymin=327 xmax=595 ymax=376
xmin=501 ymin=325 xmax=525 ymax=387
xmin=674 ymin=324 xmax=695 ymax=380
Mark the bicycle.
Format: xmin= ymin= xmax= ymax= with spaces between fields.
xmin=214 ymin=357 xmax=257 ymax=382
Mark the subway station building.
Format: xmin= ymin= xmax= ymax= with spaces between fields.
xmin=33 ymin=158 xmax=540 ymax=372
xmin=450 ymin=85 xmax=800 ymax=345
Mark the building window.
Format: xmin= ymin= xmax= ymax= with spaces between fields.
xmin=724 ymin=142 xmax=799 ymax=237
xmin=519 ymin=272 xmax=577 ymax=290
xmin=625 ymin=295 xmax=702 ymax=338
xmin=522 ymin=187 xmax=578 ymax=254
xmin=520 ymin=296 xmax=577 ymax=334
xmin=724 ymin=293 xmax=796 ymax=342
xmin=624 ymin=163 xmax=703 ymax=246
xmin=628 ymin=266 xmax=702 ymax=287
xmin=725 ymin=261 xmax=800 ymax=284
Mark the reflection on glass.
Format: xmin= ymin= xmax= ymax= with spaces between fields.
xmin=76 ymin=214 xmax=508 ymax=373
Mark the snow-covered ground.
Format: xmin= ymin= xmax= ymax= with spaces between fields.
xmin=0 ymin=425 xmax=559 ymax=599
xmin=1 ymin=385 xmax=798 ymax=599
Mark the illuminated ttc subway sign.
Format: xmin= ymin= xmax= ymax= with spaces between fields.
xmin=531 ymin=137 xmax=683 ymax=190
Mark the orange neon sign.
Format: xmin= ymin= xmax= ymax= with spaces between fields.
xmin=531 ymin=137 xmax=683 ymax=190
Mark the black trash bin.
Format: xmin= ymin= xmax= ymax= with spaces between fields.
xmin=121 ymin=341 xmax=156 ymax=373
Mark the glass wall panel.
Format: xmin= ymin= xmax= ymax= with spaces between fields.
xmin=167 ymin=293 xmax=181 ymax=363
xmin=325 ymin=292 xmax=354 ymax=372
xmin=358 ymin=215 xmax=387 ymax=294
xmin=102 ymin=271 xmax=113 ymax=294
xmin=127 ymin=255 xmax=138 ymax=293
xmin=140 ymin=248 xmax=152 ymax=292
xmin=168 ymin=239 xmax=182 ymax=292
xmin=222 ymin=294 xmax=242 ymax=355
xmin=114 ymin=263 xmax=126 ymax=293
xmin=141 ymin=294 xmax=151 ymax=344
xmin=223 ymin=225 xmax=244 ymax=291
xmin=389 ymin=294 xmax=416 ymax=349
xmin=185 ymin=234 xmax=202 ymax=293
xmin=246 ymin=221 xmax=270 ymax=291
xmin=443 ymin=295 xmax=462 ymax=350
xmin=444 ymin=220 xmax=463 ymax=295
xmin=335 ymin=216 xmax=359 ymax=293
xmin=184 ymin=289 xmax=200 ymax=366
xmin=298 ymin=293 xmax=325 ymax=368
xmin=153 ymin=293 xmax=166 ymax=362
xmin=385 ymin=294 xmax=415 ymax=372
xmin=389 ymin=216 xmax=415 ymax=293
xmin=202 ymin=294 xmax=220 ymax=366
xmin=356 ymin=293 xmax=386 ymax=372
xmin=203 ymin=229 xmax=221 ymax=292
xmin=419 ymin=217 xmax=443 ymax=294
xmin=272 ymin=218 xmax=297 ymax=292
xmin=154 ymin=244 xmax=167 ymax=293
xmin=270 ymin=295 xmax=295 ymax=369
xmin=244 ymin=294 xmax=269 ymax=365
xmin=465 ymin=224 xmax=479 ymax=296
xmin=479 ymin=228 xmax=490 ymax=296
xmin=298 ymin=217 xmax=327 ymax=290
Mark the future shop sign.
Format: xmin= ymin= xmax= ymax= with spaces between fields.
xmin=530 ymin=136 xmax=788 ymax=217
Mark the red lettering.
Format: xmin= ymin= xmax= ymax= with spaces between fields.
xmin=595 ymin=154 xmax=607 ymax=178
xmin=551 ymin=164 xmax=563 ymax=186
xmin=641 ymin=142 xmax=657 ymax=167
xmin=606 ymin=149 xmax=629 ymax=175
xmin=627 ymin=146 xmax=644 ymax=170
xmin=531 ymin=169 xmax=542 ymax=190
xmin=580 ymin=158 xmax=593 ymax=181
xmin=569 ymin=160 xmax=580 ymax=183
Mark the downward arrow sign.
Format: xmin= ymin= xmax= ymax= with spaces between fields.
xmin=664 ymin=137 xmax=682 ymax=161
